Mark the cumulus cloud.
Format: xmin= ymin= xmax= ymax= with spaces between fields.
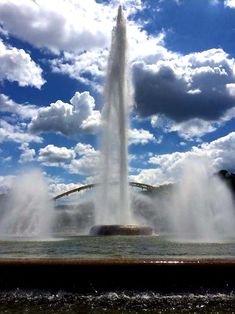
xmin=37 ymin=142 xmax=99 ymax=177
xmin=19 ymin=143 xmax=36 ymax=163
xmin=0 ymin=0 xmax=145 ymax=54
xmin=49 ymin=182 xmax=81 ymax=197
xmin=150 ymin=133 xmax=235 ymax=175
xmin=0 ymin=0 xmax=111 ymax=53
xmin=133 ymin=49 xmax=235 ymax=126
xmin=0 ymin=95 xmax=42 ymax=144
xmin=151 ymin=114 xmax=218 ymax=140
xmin=69 ymin=143 xmax=99 ymax=176
xmin=0 ymin=94 xmax=37 ymax=119
xmin=43 ymin=0 xmax=164 ymax=87
xmin=51 ymin=49 xmax=108 ymax=88
xmin=0 ymin=0 xmax=164 ymax=89
xmin=0 ymin=40 xmax=45 ymax=88
xmin=38 ymin=144 xmax=75 ymax=166
xmin=29 ymin=91 xmax=101 ymax=136
xmin=129 ymin=128 xmax=157 ymax=145
xmin=50 ymin=15 xmax=165 ymax=87
xmin=168 ymin=118 xmax=218 ymax=140
xmin=0 ymin=119 xmax=42 ymax=143
xmin=130 ymin=132 xmax=235 ymax=186
xmin=0 ymin=0 xmax=151 ymax=87
xmin=74 ymin=143 xmax=97 ymax=156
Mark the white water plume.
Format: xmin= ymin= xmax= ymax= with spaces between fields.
xmin=95 ymin=6 xmax=132 ymax=225
xmin=168 ymin=158 xmax=235 ymax=242
xmin=0 ymin=169 xmax=54 ymax=237
xmin=127 ymin=159 xmax=235 ymax=242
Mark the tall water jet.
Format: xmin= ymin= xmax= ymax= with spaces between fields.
xmin=95 ymin=6 xmax=131 ymax=226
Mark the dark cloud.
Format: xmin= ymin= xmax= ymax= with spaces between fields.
xmin=132 ymin=51 xmax=235 ymax=122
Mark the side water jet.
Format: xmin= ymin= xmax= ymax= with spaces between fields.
xmin=92 ymin=6 xmax=152 ymax=235
xmin=168 ymin=159 xmax=235 ymax=242
xmin=0 ymin=170 xmax=54 ymax=238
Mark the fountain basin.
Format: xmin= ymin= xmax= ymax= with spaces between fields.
xmin=89 ymin=224 xmax=153 ymax=236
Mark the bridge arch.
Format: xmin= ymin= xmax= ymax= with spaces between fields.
xmin=53 ymin=182 xmax=156 ymax=201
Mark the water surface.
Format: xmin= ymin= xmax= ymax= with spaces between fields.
xmin=0 ymin=235 xmax=234 ymax=260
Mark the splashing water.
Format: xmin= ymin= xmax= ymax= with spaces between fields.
xmin=0 ymin=170 xmax=54 ymax=237
xmin=131 ymin=158 xmax=235 ymax=242
xmin=168 ymin=158 xmax=235 ymax=242
xmin=95 ymin=6 xmax=132 ymax=225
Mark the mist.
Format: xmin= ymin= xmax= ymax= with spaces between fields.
xmin=0 ymin=169 xmax=54 ymax=237
xmin=147 ymin=158 xmax=235 ymax=242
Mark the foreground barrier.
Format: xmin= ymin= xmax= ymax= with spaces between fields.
xmin=0 ymin=258 xmax=234 ymax=293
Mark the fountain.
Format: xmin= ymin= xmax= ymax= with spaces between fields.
xmin=0 ymin=7 xmax=234 ymax=312
xmin=91 ymin=6 xmax=152 ymax=236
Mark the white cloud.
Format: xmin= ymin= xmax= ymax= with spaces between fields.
xmin=38 ymin=144 xmax=75 ymax=166
xmin=163 ymin=116 xmax=218 ymax=140
xmin=0 ymin=0 xmax=111 ymax=53
xmin=29 ymin=91 xmax=101 ymax=136
xmin=128 ymin=22 xmax=166 ymax=62
xmin=51 ymin=49 xmax=108 ymax=88
xmin=0 ymin=94 xmax=37 ymax=119
xmin=226 ymin=83 xmax=235 ymax=97
xmin=68 ymin=158 xmax=98 ymax=176
xmin=69 ymin=143 xmax=99 ymax=176
xmin=130 ymin=167 xmax=173 ymax=186
xmin=117 ymin=0 xmax=143 ymax=14
xmin=50 ymin=17 xmax=165 ymax=87
xmin=0 ymin=119 xmax=42 ymax=143
xmin=0 ymin=95 xmax=43 ymax=145
xmin=1 ymin=0 xmax=164 ymax=90
xmin=151 ymin=104 xmax=235 ymax=140
xmin=0 ymin=40 xmax=45 ymax=88
xmin=49 ymin=182 xmax=81 ymax=197
xmin=130 ymin=132 xmax=235 ymax=186
xmin=35 ymin=129 xmax=235 ymax=187
xmin=0 ymin=0 xmax=145 ymax=54
xmin=37 ymin=142 xmax=99 ymax=177
xmin=224 ymin=0 xmax=235 ymax=8
xmin=129 ymin=128 xmax=156 ymax=145
xmin=19 ymin=143 xmax=36 ymax=163
xmin=74 ymin=143 xmax=97 ymax=156
xmin=199 ymin=132 xmax=235 ymax=170
xmin=169 ymin=119 xmax=218 ymax=140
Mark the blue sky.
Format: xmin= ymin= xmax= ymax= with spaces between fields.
xmin=1 ymin=0 xmax=235 ymax=195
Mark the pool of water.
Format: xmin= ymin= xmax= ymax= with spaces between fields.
xmin=0 ymin=235 xmax=234 ymax=313
xmin=0 ymin=235 xmax=234 ymax=260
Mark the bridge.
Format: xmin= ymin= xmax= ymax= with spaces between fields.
xmin=53 ymin=182 xmax=156 ymax=201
